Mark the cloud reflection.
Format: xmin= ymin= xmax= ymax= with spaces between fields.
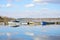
xmin=25 ymin=32 xmax=34 ymax=36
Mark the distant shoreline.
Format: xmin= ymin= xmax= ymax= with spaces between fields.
xmin=0 ymin=16 xmax=60 ymax=25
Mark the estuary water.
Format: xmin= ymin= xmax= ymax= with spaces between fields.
xmin=0 ymin=25 xmax=60 ymax=40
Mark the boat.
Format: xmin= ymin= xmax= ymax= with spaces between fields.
xmin=27 ymin=22 xmax=35 ymax=25
xmin=41 ymin=21 xmax=55 ymax=25
xmin=21 ymin=23 xmax=27 ymax=25
xmin=8 ymin=20 xmax=20 ymax=27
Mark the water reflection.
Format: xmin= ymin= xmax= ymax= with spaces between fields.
xmin=25 ymin=32 xmax=34 ymax=36
xmin=0 ymin=25 xmax=60 ymax=40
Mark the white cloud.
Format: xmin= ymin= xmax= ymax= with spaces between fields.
xmin=25 ymin=4 xmax=35 ymax=8
xmin=33 ymin=0 xmax=42 ymax=2
xmin=7 ymin=0 xmax=22 ymax=2
xmin=0 ymin=3 xmax=12 ymax=8
xmin=33 ymin=0 xmax=60 ymax=4
xmin=33 ymin=0 xmax=48 ymax=6
xmin=6 ymin=3 xmax=12 ymax=7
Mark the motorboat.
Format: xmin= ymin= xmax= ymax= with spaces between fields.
xmin=41 ymin=21 xmax=55 ymax=25
xmin=8 ymin=20 xmax=20 ymax=27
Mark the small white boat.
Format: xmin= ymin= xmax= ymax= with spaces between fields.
xmin=21 ymin=23 xmax=27 ymax=25
xmin=8 ymin=22 xmax=19 ymax=27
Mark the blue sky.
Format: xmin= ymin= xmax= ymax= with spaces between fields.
xmin=0 ymin=0 xmax=60 ymax=18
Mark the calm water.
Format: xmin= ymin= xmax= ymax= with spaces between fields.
xmin=0 ymin=25 xmax=60 ymax=40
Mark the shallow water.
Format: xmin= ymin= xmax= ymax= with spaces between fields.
xmin=0 ymin=25 xmax=60 ymax=40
